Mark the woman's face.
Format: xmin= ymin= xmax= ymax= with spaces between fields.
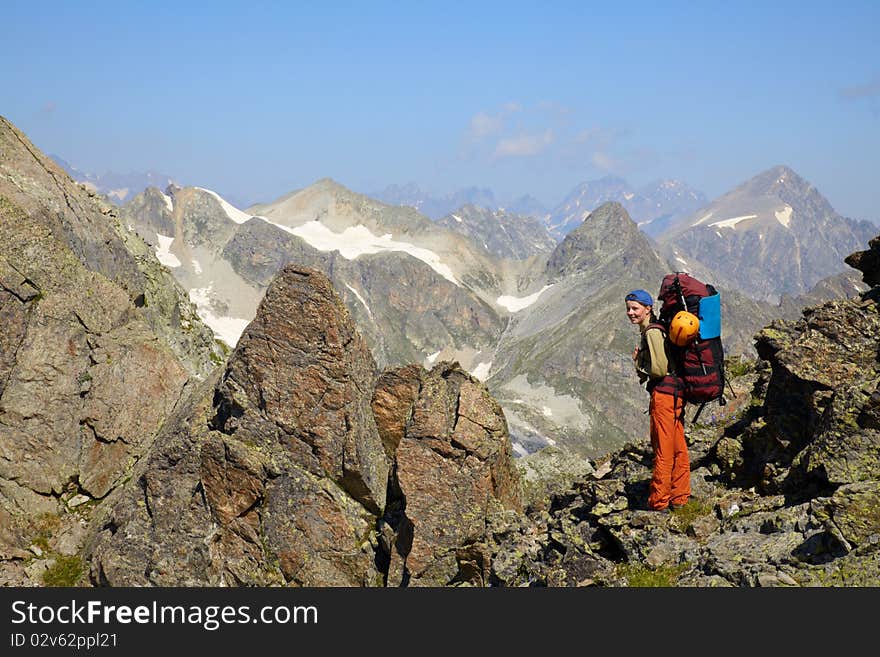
xmin=625 ymin=300 xmax=651 ymax=324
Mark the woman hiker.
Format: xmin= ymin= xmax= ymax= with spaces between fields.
xmin=625 ymin=288 xmax=690 ymax=512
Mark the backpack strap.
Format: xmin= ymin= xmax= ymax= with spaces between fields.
xmin=643 ymin=322 xmax=684 ymax=399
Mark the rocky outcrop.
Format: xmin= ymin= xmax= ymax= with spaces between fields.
xmin=0 ymin=115 xmax=220 ymax=554
xmin=86 ymin=266 xmax=522 ymax=586
xmin=373 ymin=362 xmax=523 ymax=586
xmin=845 ymin=234 xmax=880 ymax=289
xmin=213 ymin=265 xmax=389 ymax=514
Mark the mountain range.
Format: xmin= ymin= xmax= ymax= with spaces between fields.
xmin=544 ymin=176 xmax=708 ymax=240
xmin=33 ymin=122 xmax=878 ymax=458
xmin=115 ymin=177 xmax=867 ymax=459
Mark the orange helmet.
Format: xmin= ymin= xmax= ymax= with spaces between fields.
xmin=669 ymin=311 xmax=700 ymax=346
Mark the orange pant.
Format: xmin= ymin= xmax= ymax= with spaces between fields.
xmin=648 ymin=390 xmax=690 ymax=510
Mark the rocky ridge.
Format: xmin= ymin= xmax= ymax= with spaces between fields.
xmin=0 ymin=115 xmax=222 ymax=571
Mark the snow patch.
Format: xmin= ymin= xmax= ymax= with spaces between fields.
xmin=451 ymin=214 xmax=463 ymax=223
xmin=196 ymin=187 xmax=253 ymax=224
xmin=191 ymin=259 xmax=202 ymax=275
xmin=542 ymin=406 xmax=552 ymax=417
xmin=471 ymin=361 xmax=492 ymax=381
xmin=675 ymin=255 xmax=689 ymax=266
xmin=263 ymin=219 xmax=459 ymax=286
xmin=497 ymin=284 xmax=553 ymax=312
xmin=161 ymin=192 xmax=173 ymax=213
xmin=188 ymin=285 xmax=251 ymax=348
xmin=426 ymin=350 xmax=442 ymax=364
xmin=708 ymin=214 xmax=757 ymax=230
xmin=155 ymin=234 xmax=181 ymax=268
xmin=775 ymin=205 xmax=793 ymax=228
xmin=692 ymin=212 xmax=714 ymax=226
xmin=511 ymin=442 xmax=529 ymax=457
xmin=345 ymin=284 xmax=372 ymax=317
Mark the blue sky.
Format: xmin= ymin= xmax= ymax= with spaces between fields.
xmin=3 ymin=1 xmax=878 ymax=222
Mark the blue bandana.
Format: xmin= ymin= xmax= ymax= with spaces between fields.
xmin=625 ymin=289 xmax=653 ymax=307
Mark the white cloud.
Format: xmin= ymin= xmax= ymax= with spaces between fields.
xmin=591 ymin=151 xmax=615 ymax=171
xmin=840 ymin=75 xmax=880 ymax=100
xmin=467 ymin=112 xmax=504 ymax=140
xmin=464 ymin=102 xmax=524 ymax=144
xmin=575 ymin=127 xmax=601 ymax=144
xmin=494 ymin=129 xmax=554 ymax=158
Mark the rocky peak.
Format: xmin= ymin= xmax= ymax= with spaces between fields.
xmin=0 ymin=115 xmax=221 ymax=581
xmin=739 ymin=164 xmax=834 ymax=214
xmin=571 ymin=175 xmax=632 ymax=197
xmin=213 ymin=263 xmax=389 ymax=513
xmin=436 ymin=204 xmax=556 ymax=259
xmin=544 ymin=201 xmax=653 ymax=278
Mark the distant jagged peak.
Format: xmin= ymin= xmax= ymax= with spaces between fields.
xmin=569 ymin=201 xmax=640 ymax=236
xmin=568 ymin=174 xmax=633 ymax=198
xmin=545 ymin=201 xmax=653 ymax=278
xmin=733 ymin=164 xmax=829 ymax=207
xmin=309 ymin=176 xmax=351 ymax=194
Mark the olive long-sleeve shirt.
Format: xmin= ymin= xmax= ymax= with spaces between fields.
xmin=634 ymin=316 xmax=671 ymax=383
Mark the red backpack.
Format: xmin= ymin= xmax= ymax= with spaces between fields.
xmin=656 ymin=272 xmax=728 ymax=419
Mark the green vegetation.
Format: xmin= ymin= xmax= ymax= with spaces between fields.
xmin=725 ymin=356 xmax=755 ymax=379
xmin=30 ymin=512 xmax=62 ymax=547
xmin=617 ymin=562 xmax=686 ymax=587
xmin=26 ymin=512 xmax=85 ymax=586
xmin=670 ymin=498 xmax=714 ymax=533
xmin=42 ymin=555 xmax=84 ymax=587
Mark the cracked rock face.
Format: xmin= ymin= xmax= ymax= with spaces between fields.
xmin=213 ymin=264 xmax=390 ymax=514
xmin=373 ymin=362 xmax=523 ymax=586
xmin=0 ymin=121 xmax=200 ymax=522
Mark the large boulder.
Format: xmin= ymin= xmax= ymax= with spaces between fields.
xmin=374 ymin=361 xmax=523 ymax=586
